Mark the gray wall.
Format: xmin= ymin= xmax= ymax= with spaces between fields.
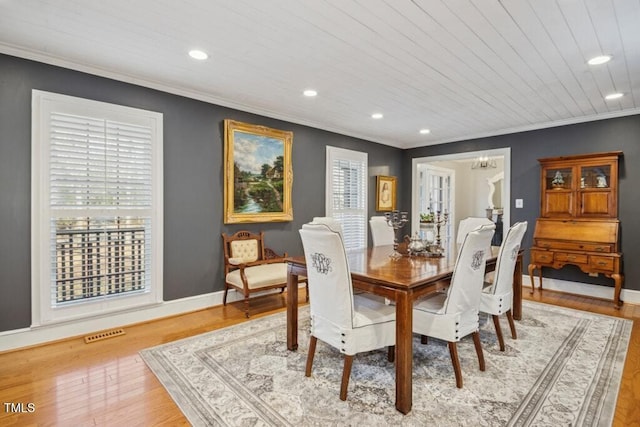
xmin=404 ymin=116 xmax=640 ymax=293
xmin=0 ymin=54 xmax=403 ymax=332
xmin=2 ymin=53 xmax=638 ymax=333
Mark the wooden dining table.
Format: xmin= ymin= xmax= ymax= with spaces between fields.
xmin=286 ymin=244 xmax=523 ymax=415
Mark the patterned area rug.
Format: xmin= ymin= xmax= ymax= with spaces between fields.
xmin=140 ymin=301 xmax=631 ymax=426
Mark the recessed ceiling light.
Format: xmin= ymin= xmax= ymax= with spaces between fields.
xmin=419 ymin=129 xmax=431 ymax=135
xmin=303 ymin=89 xmax=317 ymax=97
xmin=605 ymin=92 xmax=624 ymax=100
xmin=371 ymin=113 xmax=383 ymax=119
xmin=188 ymin=49 xmax=208 ymax=60
xmin=588 ymin=55 xmax=611 ymax=65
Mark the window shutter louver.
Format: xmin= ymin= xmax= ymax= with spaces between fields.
xmin=49 ymin=113 xmax=153 ymax=210
xmin=327 ymin=147 xmax=367 ymax=250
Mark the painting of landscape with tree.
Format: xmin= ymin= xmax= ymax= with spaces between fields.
xmin=224 ymin=120 xmax=293 ymax=223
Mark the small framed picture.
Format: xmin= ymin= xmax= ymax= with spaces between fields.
xmin=376 ymin=175 xmax=396 ymax=211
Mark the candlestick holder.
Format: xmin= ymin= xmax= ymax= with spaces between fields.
xmin=433 ymin=210 xmax=449 ymax=250
xmin=384 ymin=210 xmax=409 ymax=258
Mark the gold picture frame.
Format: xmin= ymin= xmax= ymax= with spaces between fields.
xmin=224 ymin=119 xmax=293 ymax=223
xmin=376 ymin=175 xmax=396 ymax=211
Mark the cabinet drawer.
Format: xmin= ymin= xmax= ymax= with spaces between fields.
xmin=555 ymin=252 xmax=588 ymax=263
xmin=590 ymin=256 xmax=615 ymax=272
xmin=531 ymin=250 xmax=554 ymax=264
xmin=535 ymin=239 xmax=612 ymax=253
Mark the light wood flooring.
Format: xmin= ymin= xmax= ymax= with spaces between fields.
xmin=1 ymin=288 xmax=638 ymax=426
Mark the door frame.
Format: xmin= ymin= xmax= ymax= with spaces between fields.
xmin=411 ymin=147 xmax=511 ymax=237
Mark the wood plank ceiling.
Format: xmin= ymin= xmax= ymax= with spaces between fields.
xmin=1 ymin=0 xmax=638 ymax=148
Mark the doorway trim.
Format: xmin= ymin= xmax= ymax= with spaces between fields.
xmin=411 ymin=147 xmax=511 ymax=235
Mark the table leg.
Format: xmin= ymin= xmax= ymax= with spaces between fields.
xmin=395 ymin=290 xmax=413 ymax=414
xmin=286 ymin=266 xmax=299 ymax=351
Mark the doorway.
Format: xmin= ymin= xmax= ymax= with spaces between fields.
xmin=411 ymin=147 xmax=511 ymax=244
xmin=417 ymin=164 xmax=455 ymax=250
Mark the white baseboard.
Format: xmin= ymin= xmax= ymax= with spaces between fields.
xmin=0 ymin=286 xmax=301 ymax=353
xmin=2 ymin=279 xmax=635 ymax=353
xmin=523 ymin=275 xmax=640 ymax=305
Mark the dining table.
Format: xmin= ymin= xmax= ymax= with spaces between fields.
xmin=285 ymin=244 xmax=524 ymax=415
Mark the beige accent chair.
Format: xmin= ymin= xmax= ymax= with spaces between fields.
xmin=299 ymin=222 xmax=396 ymax=401
xmin=413 ymin=223 xmax=495 ymax=388
xmin=222 ymin=230 xmax=305 ymax=318
xmin=480 ymin=221 xmax=527 ymax=351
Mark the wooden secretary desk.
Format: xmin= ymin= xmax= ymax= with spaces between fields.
xmin=528 ymin=151 xmax=624 ymax=308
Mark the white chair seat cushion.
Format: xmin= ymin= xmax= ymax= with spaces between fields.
xmin=353 ymin=294 xmax=396 ymax=327
xmin=225 ymin=263 xmax=287 ymax=290
xmin=310 ymin=294 xmax=396 ymax=355
xmin=482 ymin=281 xmax=495 ymax=293
xmin=484 ymin=271 xmax=495 ymax=284
xmin=414 ymin=293 xmax=479 ymax=342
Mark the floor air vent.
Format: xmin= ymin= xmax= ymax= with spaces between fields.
xmin=84 ymin=328 xmax=126 ymax=344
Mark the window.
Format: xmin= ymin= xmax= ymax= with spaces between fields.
xmin=326 ymin=146 xmax=367 ymax=250
xmin=32 ymin=91 xmax=163 ymax=326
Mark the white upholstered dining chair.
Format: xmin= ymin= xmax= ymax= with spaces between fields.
xmin=413 ymin=223 xmax=495 ymax=388
xmin=369 ymin=216 xmax=394 ymax=246
xmin=480 ymin=221 xmax=527 ymax=351
xmin=299 ymin=222 xmax=396 ymax=401
xmin=456 ymin=216 xmax=494 ymax=245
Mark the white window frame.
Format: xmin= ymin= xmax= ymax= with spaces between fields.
xmin=31 ymin=90 xmax=163 ymax=327
xmin=325 ymin=146 xmax=368 ymax=250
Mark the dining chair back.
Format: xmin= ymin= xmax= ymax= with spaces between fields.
xmin=456 ymin=216 xmax=494 ymax=245
xmin=480 ymin=221 xmax=528 ymax=350
xmin=310 ymin=216 xmax=344 ymax=239
xmin=369 ymin=216 xmax=394 ymax=246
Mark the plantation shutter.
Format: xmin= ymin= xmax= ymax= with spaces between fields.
xmin=326 ymin=146 xmax=367 ymax=250
xmin=48 ymin=112 xmax=154 ymax=306
xmin=50 ymin=113 xmax=153 ymax=209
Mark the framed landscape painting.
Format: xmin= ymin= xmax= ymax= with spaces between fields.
xmin=224 ymin=119 xmax=293 ymax=223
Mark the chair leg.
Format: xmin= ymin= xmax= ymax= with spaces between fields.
xmin=305 ymin=336 xmax=317 ymax=377
xmin=340 ymin=355 xmax=354 ymax=401
xmin=223 ymin=287 xmax=229 ymax=306
xmin=492 ymin=314 xmax=506 ymax=351
xmin=506 ymin=309 xmax=517 ymax=339
xmin=472 ymin=331 xmax=486 ymax=372
xmin=388 ymin=345 xmax=395 ymax=363
xmin=305 ymin=283 xmax=309 ymax=302
xmin=420 ymin=335 xmax=428 ymax=345
xmin=448 ymin=342 xmax=463 ymax=388
xmin=243 ymin=295 xmax=250 ymax=318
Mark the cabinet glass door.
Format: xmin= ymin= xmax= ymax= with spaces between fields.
xmin=580 ymin=165 xmax=611 ymax=189
xmin=545 ymin=167 xmax=572 ymax=190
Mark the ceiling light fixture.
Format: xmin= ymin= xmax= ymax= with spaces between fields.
xmin=605 ymin=92 xmax=624 ymax=100
xmin=587 ymin=55 xmax=611 ymax=65
xmin=303 ymin=89 xmax=317 ymax=97
xmin=419 ymin=129 xmax=431 ymax=135
xmin=188 ymin=49 xmax=208 ymax=60
xmin=471 ymin=156 xmax=497 ymax=170
xmin=371 ymin=113 xmax=383 ymax=119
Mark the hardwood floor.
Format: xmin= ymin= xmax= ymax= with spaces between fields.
xmin=1 ymin=288 xmax=638 ymax=426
